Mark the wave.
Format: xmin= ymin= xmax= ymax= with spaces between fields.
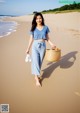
xmin=0 ymin=21 xmax=18 ymax=38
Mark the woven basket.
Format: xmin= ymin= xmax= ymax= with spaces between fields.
xmin=45 ymin=48 xmax=61 ymax=62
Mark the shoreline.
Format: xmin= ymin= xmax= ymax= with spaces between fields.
xmin=0 ymin=12 xmax=80 ymax=38
xmin=0 ymin=20 xmax=18 ymax=38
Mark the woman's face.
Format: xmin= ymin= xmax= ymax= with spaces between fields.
xmin=36 ymin=15 xmax=42 ymax=25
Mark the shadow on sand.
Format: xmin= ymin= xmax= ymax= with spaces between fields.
xmin=40 ymin=51 xmax=78 ymax=85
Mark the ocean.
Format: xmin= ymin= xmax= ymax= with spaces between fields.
xmin=0 ymin=16 xmax=18 ymax=38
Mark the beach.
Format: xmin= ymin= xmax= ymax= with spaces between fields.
xmin=0 ymin=12 xmax=80 ymax=113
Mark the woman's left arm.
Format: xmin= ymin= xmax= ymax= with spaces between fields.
xmin=46 ymin=33 xmax=56 ymax=49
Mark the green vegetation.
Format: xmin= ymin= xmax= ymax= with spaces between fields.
xmin=42 ymin=9 xmax=80 ymax=14
xmin=33 ymin=1 xmax=80 ymax=14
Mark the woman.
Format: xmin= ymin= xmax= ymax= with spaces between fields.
xmin=26 ymin=12 xmax=56 ymax=86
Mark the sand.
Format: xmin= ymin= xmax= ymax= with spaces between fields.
xmin=0 ymin=12 xmax=80 ymax=113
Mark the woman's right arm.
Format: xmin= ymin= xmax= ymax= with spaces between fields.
xmin=26 ymin=35 xmax=34 ymax=53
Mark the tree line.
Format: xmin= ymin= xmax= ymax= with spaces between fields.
xmin=42 ymin=1 xmax=80 ymax=13
xmin=33 ymin=1 xmax=80 ymax=14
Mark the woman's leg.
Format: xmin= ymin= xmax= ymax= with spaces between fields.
xmin=32 ymin=42 xmax=41 ymax=86
xmin=39 ymin=42 xmax=46 ymax=70
xmin=32 ymin=49 xmax=41 ymax=76
xmin=31 ymin=42 xmax=46 ymax=86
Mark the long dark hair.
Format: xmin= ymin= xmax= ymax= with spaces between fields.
xmin=31 ymin=12 xmax=45 ymax=31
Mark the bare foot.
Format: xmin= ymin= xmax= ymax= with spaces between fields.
xmin=35 ymin=76 xmax=41 ymax=87
xmin=36 ymin=81 xmax=41 ymax=86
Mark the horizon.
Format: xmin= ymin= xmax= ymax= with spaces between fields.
xmin=0 ymin=0 xmax=80 ymax=16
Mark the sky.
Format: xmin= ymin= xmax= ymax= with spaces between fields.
xmin=0 ymin=0 xmax=79 ymax=16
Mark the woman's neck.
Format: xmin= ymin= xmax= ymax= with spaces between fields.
xmin=37 ymin=24 xmax=43 ymax=27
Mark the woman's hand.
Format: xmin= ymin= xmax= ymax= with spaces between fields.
xmin=26 ymin=49 xmax=29 ymax=54
xmin=51 ymin=45 xmax=56 ymax=50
